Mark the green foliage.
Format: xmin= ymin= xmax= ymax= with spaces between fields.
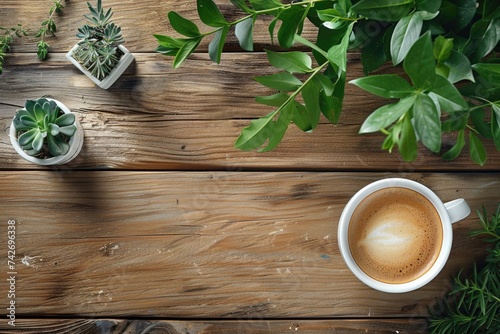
xmin=35 ymin=0 xmax=66 ymax=60
xmin=154 ymin=0 xmax=499 ymax=164
xmin=427 ymin=205 xmax=500 ymax=334
xmin=13 ymin=98 xmax=77 ymax=158
xmin=0 ymin=0 xmax=65 ymax=73
xmin=72 ymin=0 xmax=125 ymax=80
xmin=0 ymin=25 xmax=28 ymax=74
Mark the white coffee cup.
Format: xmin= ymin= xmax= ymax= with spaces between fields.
xmin=338 ymin=178 xmax=470 ymax=293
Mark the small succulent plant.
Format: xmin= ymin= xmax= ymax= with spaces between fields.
xmin=13 ymin=98 xmax=77 ymax=157
xmin=71 ymin=0 xmax=124 ymax=80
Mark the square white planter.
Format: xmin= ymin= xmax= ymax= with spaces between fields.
xmin=66 ymin=43 xmax=134 ymax=89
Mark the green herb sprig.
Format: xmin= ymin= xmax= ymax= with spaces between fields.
xmin=0 ymin=0 xmax=65 ymax=73
xmin=427 ymin=205 xmax=500 ymax=334
xmin=154 ymin=0 xmax=500 ymax=165
xmin=0 ymin=25 xmax=28 ymax=74
xmin=35 ymin=0 xmax=66 ymax=60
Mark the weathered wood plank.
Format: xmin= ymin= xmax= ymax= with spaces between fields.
xmin=0 ymin=318 xmax=429 ymax=333
xmin=2 ymin=53 xmax=499 ymax=171
xmin=0 ymin=0 xmax=316 ymax=53
xmin=1 ymin=171 xmax=497 ymax=318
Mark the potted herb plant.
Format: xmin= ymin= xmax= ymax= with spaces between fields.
xmin=154 ymin=0 xmax=499 ymax=165
xmin=66 ymin=0 xmax=134 ymax=89
xmin=10 ymin=97 xmax=84 ymax=165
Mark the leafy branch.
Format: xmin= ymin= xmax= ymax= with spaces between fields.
xmin=155 ymin=0 xmax=499 ymax=164
xmin=427 ymin=205 xmax=500 ymax=334
xmin=0 ymin=0 xmax=65 ymax=73
xmin=0 ymin=25 xmax=28 ymax=74
xmin=35 ymin=0 xmax=66 ymax=60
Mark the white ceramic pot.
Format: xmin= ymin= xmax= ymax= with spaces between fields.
xmin=66 ymin=43 xmax=134 ymax=89
xmin=10 ymin=98 xmax=84 ymax=166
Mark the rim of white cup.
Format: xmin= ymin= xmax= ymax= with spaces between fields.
xmin=338 ymin=178 xmax=453 ymax=293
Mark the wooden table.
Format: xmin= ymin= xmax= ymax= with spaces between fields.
xmin=1 ymin=1 xmax=498 ymax=333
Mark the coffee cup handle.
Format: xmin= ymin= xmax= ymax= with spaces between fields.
xmin=444 ymin=198 xmax=471 ymax=224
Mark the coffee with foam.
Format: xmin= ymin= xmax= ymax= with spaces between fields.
xmin=348 ymin=187 xmax=443 ymax=284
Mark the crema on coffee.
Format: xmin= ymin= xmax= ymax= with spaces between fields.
xmin=348 ymin=187 xmax=443 ymax=284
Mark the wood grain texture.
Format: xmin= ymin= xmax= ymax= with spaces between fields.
xmin=0 ymin=0 xmax=316 ymax=53
xmin=2 ymin=1 xmax=499 ymax=331
xmin=0 ymin=318 xmax=429 ymax=333
xmin=1 ymin=171 xmax=497 ymax=318
xmin=2 ymin=53 xmax=499 ymax=171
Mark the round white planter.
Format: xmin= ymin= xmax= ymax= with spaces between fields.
xmin=66 ymin=43 xmax=134 ymax=89
xmin=10 ymin=98 xmax=84 ymax=166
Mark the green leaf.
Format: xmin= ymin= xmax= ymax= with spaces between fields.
xmin=302 ymin=81 xmax=321 ymax=130
xmin=255 ymin=93 xmax=289 ymax=107
xmin=413 ymin=92 xmax=441 ymax=152
xmin=416 ymin=0 xmax=442 ymax=13
xmin=59 ymin=124 xmax=77 ymax=137
xmin=360 ymin=26 xmax=388 ymax=75
xmin=313 ymin=73 xmax=335 ymax=96
xmin=352 ymin=0 xmax=414 ymax=22
xmin=278 ymin=6 xmax=307 ymax=49
xmin=327 ymin=22 xmax=354 ymax=73
xmin=19 ymin=115 xmax=37 ymax=128
xmin=317 ymin=8 xmax=343 ymax=22
xmin=294 ymin=34 xmax=328 ymax=60
xmin=433 ymin=36 xmax=454 ymax=63
xmin=154 ymin=35 xmax=185 ymax=56
xmin=24 ymin=100 xmax=37 ymax=117
xmin=234 ymin=111 xmax=275 ymax=151
xmin=18 ymin=128 xmax=39 ymax=146
xmin=168 ymin=11 xmax=201 ymax=37
xmin=444 ymin=50 xmax=474 ymax=83
xmin=173 ymin=37 xmax=202 ymax=68
xmin=235 ymin=16 xmax=255 ymax=51
xmin=320 ymin=70 xmax=345 ymax=123
xmin=468 ymin=19 xmax=500 ymax=63
xmin=248 ymin=0 xmax=283 ymax=11
xmin=292 ymin=102 xmax=313 ymax=132
xmin=55 ymin=113 xmax=75 ymax=127
xmin=472 ymin=63 xmax=500 ymax=85
xmin=359 ymin=94 xmax=416 ymax=133
xmin=442 ymin=110 xmax=469 ymax=132
xmin=403 ymin=32 xmax=435 ymax=90
xmin=442 ymin=129 xmax=465 ymax=161
xmin=268 ymin=16 xmax=280 ymax=45
xmin=259 ymin=101 xmax=295 ymax=152
xmin=350 ymin=74 xmax=414 ymax=99
xmin=208 ymin=26 xmax=229 ymax=64
xmin=230 ymin=0 xmax=254 ymax=13
xmin=34 ymin=103 xmax=45 ymax=122
xmin=254 ymin=72 xmax=302 ymax=92
xmin=265 ymin=50 xmax=312 ymax=73
xmin=32 ymin=131 xmax=44 ymax=153
xmin=482 ymin=0 xmax=500 ymax=20
xmin=469 ymin=132 xmax=487 ymax=166
xmin=390 ymin=13 xmax=424 ymax=65
xmin=454 ymin=0 xmax=479 ymax=32
xmin=428 ymin=74 xmax=468 ymax=112
xmin=46 ymin=101 xmax=58 ymax=123
xmin=399 ymin=113 xmax=418 ymax=161
xmin=154 ymin=34 xmax=185 ymax=48
xmin=493 ymin=104 xmax=500 ymax=129
xmin=48 ymin=134 xmax=69 ymax=156
xmin=470 ymin=108 xmax=492 ymax=139
xmin=197 ymin=0 xmax=228 ymax=27
xmin=491 ymin=106 xmax=500 ymax=150
xmin=49 ymin=123 xmax=60 ymax=136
